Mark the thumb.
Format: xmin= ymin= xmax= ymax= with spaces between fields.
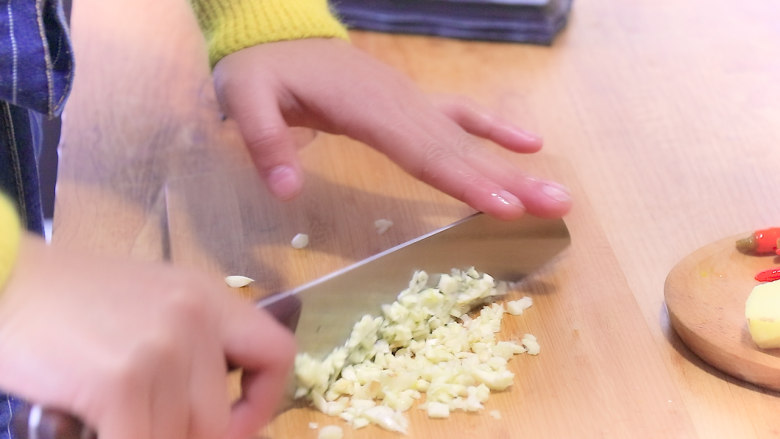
xmin=228 ymin=94 xmax=304 ymax=201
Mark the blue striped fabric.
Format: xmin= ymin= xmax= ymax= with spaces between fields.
xmin=0 ymin=0 xmax=73 ymax=117
xmin=0 ymin=2 xmax=73 ymax=438
xmin=0 ymin=394 xmax=18 ymax=439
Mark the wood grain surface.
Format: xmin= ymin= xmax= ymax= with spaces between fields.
xmin=166 ymin=158 xmax=697 ymax=438
xmin=665 ymin=234 xmax=780 ymax=391
xmin=54 ymin=0 xmax=780 ymax=437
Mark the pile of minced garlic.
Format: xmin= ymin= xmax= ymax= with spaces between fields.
xmin=294 ymin=268 xmax=539 ymax=434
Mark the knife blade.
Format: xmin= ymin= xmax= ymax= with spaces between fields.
xmin=259 ymin=212 xmax=570 ymax=359
xmin=8 ymin=212 xmax=570 ymax=438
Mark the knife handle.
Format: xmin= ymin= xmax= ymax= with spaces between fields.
xmin=10 ymin=399 xmax=96 ymax=439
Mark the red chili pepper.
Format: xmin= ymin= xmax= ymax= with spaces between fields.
xmin=735 ymin=227 xmax=780 ymax=254
xmin=755 ymin=267 xmax=780 ymax=282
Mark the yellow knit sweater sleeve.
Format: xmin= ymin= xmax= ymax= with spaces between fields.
xmin=190 ymin=0 xmax=349 ymax=68
xmin=0 ymin=195 xmax=22 ymax=295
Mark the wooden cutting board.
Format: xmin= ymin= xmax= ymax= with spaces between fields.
xmin=664 ymin=234 xmax=780 ymax=391
xmin=165 ymin=148 xmax=696 ymax=438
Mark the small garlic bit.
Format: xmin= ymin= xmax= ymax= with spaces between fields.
xmin=224 ymin=275 xmax=254 ymax=288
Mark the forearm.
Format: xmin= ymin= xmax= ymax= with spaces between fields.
xmin=189 ymin=0 xmax=349 ymax=67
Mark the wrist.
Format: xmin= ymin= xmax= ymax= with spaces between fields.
xmin=0 ymin=195 xmax=22 ymax=295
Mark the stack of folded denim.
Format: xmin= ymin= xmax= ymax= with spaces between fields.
xmin=332 ymin=0 xmax=573 ymax=45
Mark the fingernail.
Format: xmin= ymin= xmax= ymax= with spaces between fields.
xmin=268 ymin=165 xmax=300 ymax=200
xmin=493 ymin=190 xmax=525 ymax=208
xmin=542 ymin=182 xmax=571 ymax=203
xmin=509 ymin=127 xmax=542 ymax=143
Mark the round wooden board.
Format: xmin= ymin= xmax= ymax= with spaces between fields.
xmin=664 ymin=234 xmax=780 ymax=391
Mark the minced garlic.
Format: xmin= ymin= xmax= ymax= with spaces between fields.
xmin=293 ymin=268 xmax=536 ymax=433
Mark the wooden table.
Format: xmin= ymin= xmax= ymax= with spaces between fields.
xmin=54 ymin=0 xmax=780 ymax=437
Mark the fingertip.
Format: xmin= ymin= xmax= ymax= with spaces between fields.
xmin=220 ymin=309 xmax=296 ymax=439
xmin=499 ymin=124 xmax=543 ymax=152
xmin=480 ymin=178 xmax=572 ymax=220
xmin=225 ymin=365 xmax=294 ymax=439
xmin=266 ymin=165 xmax=302 ymax=201
xmin=521 ymin=179 xmax=573 ymax=218
xmin=540 ymin=181 xmax=572 ymax=204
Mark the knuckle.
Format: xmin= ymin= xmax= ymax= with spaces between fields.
xmin=105 ymin=335 xmax=179 ymax=396
xmin=245 ymin=125 xmax=288 ymax=153
xmin=162 ymin=286 xmax=210 ymax=331
xmin=448 ymin=95 xmax=477 ymax=112
xmin=414 ymin=143 xmax=450 ymax=185
xmin=101 ymin=353 xmax=148 ymax=398
xmin=413 ymin=134 xmax=479 ymax=184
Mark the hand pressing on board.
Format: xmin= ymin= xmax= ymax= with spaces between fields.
xmin=212 ymin=38 xmax=572 ymax=221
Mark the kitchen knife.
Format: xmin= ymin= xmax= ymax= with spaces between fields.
xmin=260 ymin=212 xmax=571 ymax=359
xmin=9 ymin=212 xmax=570 ymax=438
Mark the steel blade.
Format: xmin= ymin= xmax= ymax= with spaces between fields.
xmin=258 ymin=213 xmax=570 ymax=359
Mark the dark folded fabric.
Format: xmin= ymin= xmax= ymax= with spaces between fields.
xmin=332 ymin=0 xmax=573 ymax=45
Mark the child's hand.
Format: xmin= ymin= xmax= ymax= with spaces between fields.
xmin=213 ymin=38 xmax=571 ymax=221
xmin=0 ymin=235 xmax=295 ymax=439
